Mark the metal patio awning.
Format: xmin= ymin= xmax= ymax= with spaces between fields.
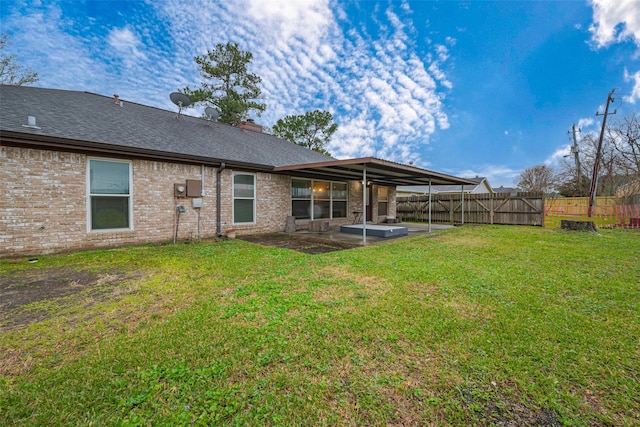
xmin=274 ymin=157 xmax=474 ymax=245
xmin=273 ymin=157 xmax=475 ymax=186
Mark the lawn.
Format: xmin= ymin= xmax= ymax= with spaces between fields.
xmin=1 ymin=226 xmax=638 ymax=426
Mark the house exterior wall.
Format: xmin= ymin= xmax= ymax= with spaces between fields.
xmin=1 ymin=146 xmax=312 ymax=257
xmin=1 ymin=146 xmax=221 ymax=257
xmin=217 ymin=169 xmax=293 ymax=236
xmin=372 ymin=185 xmax=397 ymax=222
xmin=389 ymin=186 xmax=397 ymax=218
xmin=290 ymin=181 xmax=365 ymax=230
xmin=346 ymin=183 xmax=396 ymax=224
xmin=1 ymin=146 xmax=388 ymax=257
xmin=471 ymin=180 xmax=492 ymax=194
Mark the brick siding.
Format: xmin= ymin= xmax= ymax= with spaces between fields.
xmin=2 ymin=147 xmax=304 ymax=257
xmin=1 ymin=146 xmax=392 ymax=257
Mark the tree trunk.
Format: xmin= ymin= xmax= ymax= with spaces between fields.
xmin=561 ymin=220 xmax=597 ymax=232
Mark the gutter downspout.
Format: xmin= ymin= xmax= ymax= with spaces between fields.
xmin=216 ymin=162 xmax=226 ymax=236
xmin=201 ymin=164 xmax=206 ymax=196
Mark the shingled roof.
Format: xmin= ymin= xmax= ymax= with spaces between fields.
xmin=0 ymin=85 xmax=332 ymax=169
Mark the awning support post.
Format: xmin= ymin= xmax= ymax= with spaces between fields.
xmin=362 ymin=165 xmax=367 ymax=245
xmin=428 ymin=178 xmax=432 ymax=233
xmin=461 ymin=185 xmax=465 ymax=225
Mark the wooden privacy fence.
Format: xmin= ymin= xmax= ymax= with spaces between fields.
xmin=396 ymin=192 xmax=545 ymax=226
xmin=545 ymin=196 xmax=619 ymax=215
xmin=544 ymin=203 xmax=640 ymax=229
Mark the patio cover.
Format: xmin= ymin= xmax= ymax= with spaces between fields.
xmin=274 ymin=157 xmax=475 ymax=244
xmin=273 ymin=157 xmax=475 ymax=187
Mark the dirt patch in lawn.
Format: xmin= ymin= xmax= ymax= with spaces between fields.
xmin=238 ymin=233 xmax=359 ymax=254
xmin=0 ymin=267 xmax=143 ymax=330
xmin=459 ymin=387 xmax=564 ymax=426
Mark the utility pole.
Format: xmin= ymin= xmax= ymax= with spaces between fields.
xmin=588 ymin=89 xmax=616 ymax=217
xmin=568 ymin=124 xmax=581 ymax=195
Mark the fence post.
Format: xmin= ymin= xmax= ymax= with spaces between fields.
xmin=449 ymin=194 xmax=454 ymax=225
xmin=490 ymin=195 xmax=494 ymax=225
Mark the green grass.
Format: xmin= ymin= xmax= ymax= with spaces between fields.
xmin=1 ymin=226 xmax=639 ymax=426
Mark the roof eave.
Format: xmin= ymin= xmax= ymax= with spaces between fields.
xmin=0 ymin=130 xmax=275 ymax=171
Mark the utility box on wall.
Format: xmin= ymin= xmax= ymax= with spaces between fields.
xmin=174 ymin=183 xmax=186 ymax=198
xmin=186 ymin=179 xmax=202 ymax=197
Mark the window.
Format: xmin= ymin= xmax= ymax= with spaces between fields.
xmin=292 ymin=178 xmax=312 ymax=219
xmin=378 ymin=186 xmax=388 ymax=216
xmin=291 ymin=178 xmax=348 ymax=220
xmin=233 ymin=173 xmax=255 ymax=224
xmin=88 ymin=159 xmax=132 ymax=230
xmin=313 ymin=181 xmax=331 ymax=219
xmin=332 ymin=183 xmax=348 ymax=218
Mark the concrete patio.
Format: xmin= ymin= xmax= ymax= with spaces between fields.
xmin=238 ymin=222 xmax=456 ymax=254
xmin=292 ymin=222 xmax=455 ymax=246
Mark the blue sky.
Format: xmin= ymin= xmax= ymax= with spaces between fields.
xmin=1 ymin=0 xmax=639 ymax=186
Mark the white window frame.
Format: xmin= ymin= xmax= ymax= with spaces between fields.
xmin=232 ymin=172 xmax=256 ymax=225
xmin=291 ymin=178 xmax=348 ymax=220
xmin=87 ymin=157 xmax=133 ymax=232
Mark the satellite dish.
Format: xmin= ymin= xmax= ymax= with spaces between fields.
xmin=169 ymin=92 xmax=191 ymax=118
xmin=205 ymin=106 xmax=219 ymax=122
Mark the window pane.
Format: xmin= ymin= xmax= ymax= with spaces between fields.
xmin=292 ymin=200 xmax=311 ymax=219
xmin=234 ymin=174 xmax=254 ymax=198
xmin=234 ymin=199 xmax=254 ymax=223
xmin=313 ymin=201 xmax=330 ymax=219
xmin=378 ymin=202 xmax=388 ymax=216
xmin=292 ymin=179 xmax=311 ymax=199
xmin=332 ymin=201 xmax=347 ymax=218
xmin=378 ymin=186 xmax=388 ymax=200
xmin=313 ymin=181 xmax=330 ymax=200
xmin=90 ymin=160 xmax=129 ymax=194
xmin=91 ymin=196 xmax=129 ymax=229
xmin=332 ymin=183 xmax=347 ymax=200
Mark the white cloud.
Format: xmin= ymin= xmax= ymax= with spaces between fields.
xmin=545 ymin=146 xmax=573 ymax=167
xmin=223 ymin=0 xmax=453 ymax=163
xmin=577 ymin=117 xmax=596 ymax=130
xmin=589 ymin=0 xmax=640 ymax=48
xmin=623 ymin=68 xmax=640 ymax=103
xmin=107 ymin=26 xmax=147 ymax=63
xmin=3 ymin=0 xmax=454 ymax=166
xmin=245 ymin=0 xmax=333 ymax=50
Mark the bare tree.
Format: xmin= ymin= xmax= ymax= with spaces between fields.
xmin=556 ymin=112 xmax=640 ymax=200
xmin=607 ymin=112 xmax=640 ymax=176
xmin=517 ymin=164 xmax=558 ymax=193
xmin=0 ymin=34 xmax=39 ymax=86
xmin=606 ymin=112 xmax=640 ymax=202
xmin=556 ymin=157 xmax=590 ymax=196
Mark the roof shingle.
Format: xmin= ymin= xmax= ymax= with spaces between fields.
xmin=0 ymin=85 xmax=332 ymax=167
